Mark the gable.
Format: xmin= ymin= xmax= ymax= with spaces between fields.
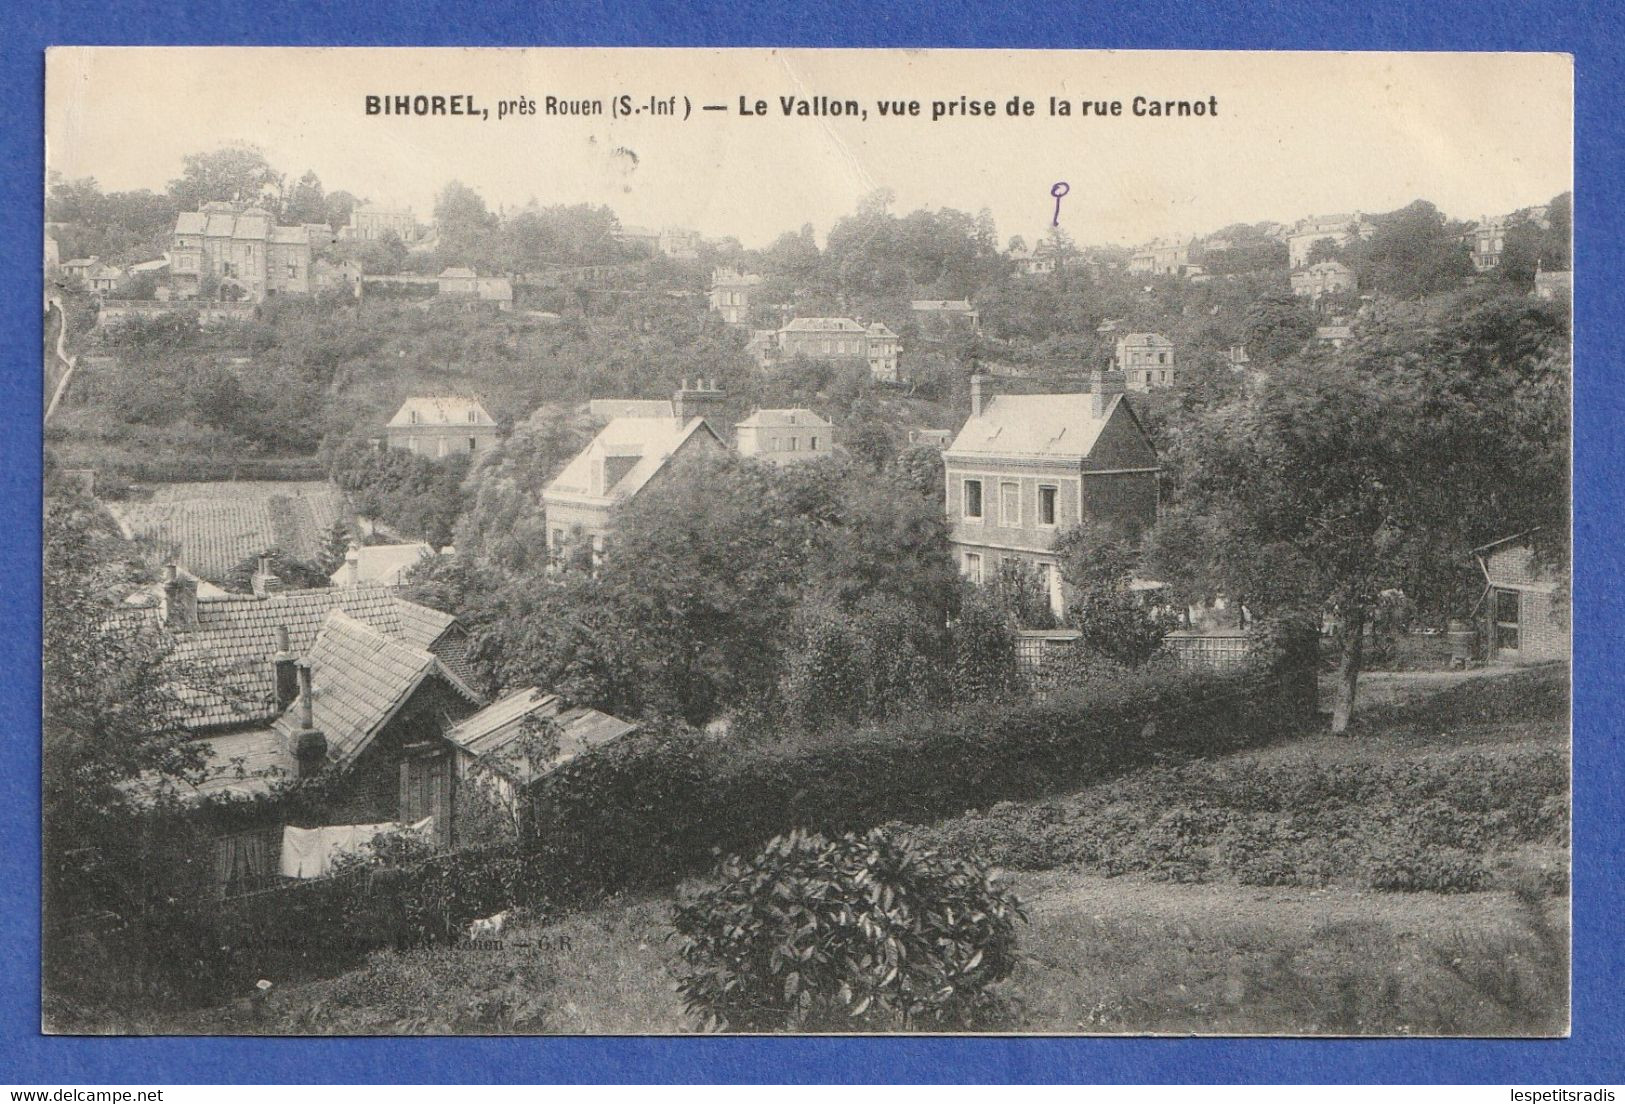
xmin=1087 ymin=401 xmax=1160 ymax=470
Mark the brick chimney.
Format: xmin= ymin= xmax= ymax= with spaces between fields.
xmin=1091 ymin=366 xmax=1126 ymax=417
xmin=272 ymin=625 xmax=299 ymax=711
xmin=339 ymin=545 xmax=360 ymax=587
xmin=673 ymin=377 xmax=726 ymax=428
xmin=970 ymin=373 xmax=991 ymax=417
xmin=160 ymin=564 xmax=198 ymax=629
xmin=251 ymin=555 xmax=281 ymax=599
xmin=291 ymin=659 xmax=327 ymax=779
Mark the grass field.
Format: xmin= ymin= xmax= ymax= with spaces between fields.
xmin=164 ymin=664 xmax=1569 ymax=1036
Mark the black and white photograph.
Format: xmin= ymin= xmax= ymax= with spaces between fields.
xmin=41 ymin=47 xmax=1572 ymax=1036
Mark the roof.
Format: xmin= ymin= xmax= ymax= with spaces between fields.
xmin=781 ymin=317 xmax=866 ymax=334
xmin=107 ymin=482 xmax=350 ymax=580
xmin=588 ymin=398 xmax=675 ymax=422
xmin=438 ymin=267 xmax=477 ymax=279
xmin=476 ymin=278 xmax=513 ymax=299
xmin=113 ymin=583 xmax=463 ymax=731
xmin=268 ymin=225 xmax=310 ymax=246
xmin=1116 ymin=332 xmax=1174 ymax=347
xmin=945 ymin=393 xmax=1125 ymax=462
xmin=867 ymin=322 xmax=898 ymax=338
xmin=448 ymin=687 xmax=638 ymax=784
xmin=1316 ymin=325 xmax=1354 ymax=341
xmin=123 ymin=565 xmax=229 ymax=606
xmin=330 ymin=543 xmax=434 ymax=588
xmin=387 ymin=396 xmax=498 ymax=428
xmin=545 ymin=416 xmax=719 ymax=502
xmin=911 ymin=300 xmax=975 ymax=311
xmin=736 ymin=408 xmax=833 ymax=429
xmin=271 ymin=611 xmax=478 ymax=769
xmin=174 ymin=212 xmax=207 ymax=235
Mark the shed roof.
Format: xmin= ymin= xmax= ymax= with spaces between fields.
xmin=448 ymin=687 xmax=638 ymax=784
xmin=945 ymin=393 xmax=1126 ymax=462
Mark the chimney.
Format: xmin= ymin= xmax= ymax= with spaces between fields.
xmin=341 ymin=545 xmax=360 ymax=587
xmin=272 ymin=625 xmax=298 ymax=711
xmin=160 ymin=564 xmax=198 ymax=629
xmin=1091 ymin=366 xmax=1126 ymax=417
xmin=291 ymin=659 xmax=326 ymax=778
xmin=970 ymin=373 xmax=990 ymax=417
xmin=673 ymin=377 xmax=726 ymax=428
xmin=251 ymin=555 xmax=280 ymax=599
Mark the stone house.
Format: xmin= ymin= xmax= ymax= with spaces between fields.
xmin=1286 ymin=212 xmax=1373 ymax=269
xmin=1113 ymin=333 xmax=1178 ymax=391
xmin=345 ymin=204 xmax=416 ymax=242
xmin=171 ymin=202 xmax=312 ymax=301
xmin=768 ymin=317 xmax=903 ymax=382
xmin=709 ymin=268 xmax=762 ymax=325
xmin=944 ymin=371 xmax=1160 ymax=620
xmin=1291 ymin=260 xmax=1358 ymax=300
xmin=385 ymin=396 xmax=502 ymax=458
xmin=910 ymin=299 xmax=980 ymax=334
xmin=735 ymin=408 xmax=835 ymax=466
xmin=1473 ymin=532 xmax=1569 ymax=665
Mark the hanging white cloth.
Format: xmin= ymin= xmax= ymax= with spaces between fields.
xmin=279 ymin=820 xmax=424 ymax=879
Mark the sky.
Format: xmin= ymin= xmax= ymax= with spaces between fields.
xmin=45 ymin=48 xmax=1572 ymax=249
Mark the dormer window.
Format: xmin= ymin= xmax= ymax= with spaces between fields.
xmin=410 ymin=410 xmax=420 ymax=425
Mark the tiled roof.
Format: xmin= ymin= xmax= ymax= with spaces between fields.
xmin=1117 ymin=332 xmax=1173 ymax=348
xmin=448 ymin=687 xmax=637 ymax=784
xmin=114 ymin=583 xmax=470 ymax=731
xmin=946 ymin=393 xmax=1123 ymax=462
xmin=544 ymin=416 xmax=720 ymax=502
xmin=108 ymin=482 xmax=350 ymax=580
xmin=271 ymin=610 xmax=473 ymax=768
xmin=387 ymin=396 xmax=498 ymax=428
xmin=736 ymin=408 xmax=832 ymax=429
xmin=174 ymin=212 xmax=207 ymax=235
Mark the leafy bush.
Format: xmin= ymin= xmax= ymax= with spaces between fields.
xmin=672 ymin=827 xmax=1024 ymax=1031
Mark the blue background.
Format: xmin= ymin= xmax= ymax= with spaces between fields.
xmin=3 ymin=0 xmax=1619 ymax=1084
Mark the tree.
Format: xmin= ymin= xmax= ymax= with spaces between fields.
xmin=1345 ymin=200 xmax=1474 ymax=299
xmin=167 ymin=145 xmax=283 ymax=211
xmin=1244 ymin=292 xmax=1316 ymax=364
xmin=282 ymin=170 xmax=328 ymax=225
xmin=433 ymin=181 xmax=499 ymax=271
xmin=1145 ymin=290 xmax=1569 ymax=732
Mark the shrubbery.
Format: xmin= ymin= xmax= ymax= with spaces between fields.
xmin=672 ymin=827 xmax=1024 ymax=1031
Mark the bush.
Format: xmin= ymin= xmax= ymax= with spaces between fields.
xmin=672 ymin=827 xmax=1024 ymax=1031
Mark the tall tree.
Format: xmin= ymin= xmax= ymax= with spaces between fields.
xmin=167 ymin=145 xmax=284 ymax=211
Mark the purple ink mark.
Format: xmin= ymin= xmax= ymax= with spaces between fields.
xmin=1050 ymin=182 xmax=1071 ymax=226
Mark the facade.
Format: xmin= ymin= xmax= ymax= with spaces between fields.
xmin=1470 ymin=216 xmax=1507 ymax=272
xmin=1286 ymin=212 xmax=1372 ymax=269
xmin=735 ymin=408 xmax=835 ymax=466
xmin=385 ymin=396 xmax=502 ymax=458
xmin=346 ymin=204 xmax=416 ymax=242
xmin=769 ymin=317 xmax=903 ymax=382
xmin=541 ymin=410 xmax=727 ymax=570
xmin=1474 ymin=534 xmax=1568 ymax=665
xmin=708 ymin=268 xmax=761 ymax=325
xmin=909 ymin=428 xmax=953 ymax=449
xmin=945 ymin=373 xmax=1160 ymax=620
xmin=171 ymin=202 xmax=313 ymax=301
xmin=659 ymin=227 xmax=702 ymax=260
xmin=1011 ymin=240 xmax=1058 ymax=276
xmin=1290 ymin=260 xmax=1358 ymax=300
xmin=1113 ymin=333 xmax=1178 ymax=391
xmin=85 ymin=263 xmax=124 ymax=293
xmin=910 ymin=299 xmax=980 ymax=333
xmin=1128 ymin=239 xmax=1193 ymax=277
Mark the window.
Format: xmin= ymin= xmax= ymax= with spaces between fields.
xmin=286 ymin=262 xmax=297 ymax=278
xmin=809 ymin=436 xmax=819 ymax=451
xmin=963 ymin=551 xmax=983 ymax=584
xmin=407 ymin=436 xmax=417 ymax=453
xmin=468 ymin=437 xmax=478 ymax=452
xmin=1038 ymin=485 xmax=1057 ymax=526
xmin=1157 ymin=352 xmax=1167 ymax=365
xmin=410 ymin=410 xmax=420 ymax=425
xmin=468 ymin=410 xmax=478 ymax=423
xmin=963 ymin=479 xmax=983 ymax=520
xmin=789 ymin=437 xmax=799 ymax=451
xmin=1001 ymin=482 xmax=1020 ymax=526
xmin=1494 ymin=589 xmax=1521 ymax=653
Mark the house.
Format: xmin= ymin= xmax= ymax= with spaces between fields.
xmin=170 ymin=202 xmax=313 ymax=301
xmin=542 ymin=386 xmax=729 ymax=568
xmin=659 ymin=227 xmax=702 ymax=260
xmin=1534 ymin=267 xmax=1571 ymax=301
xmin=709 ymin=268 xmax=761 ymax=325
xmin=1113 ymin=333 xmax=1178 ymax=391
xmin=735 ymin=409 xmax=835 ymax=466
xmin=1315 ymin=324 xmax=1354 ymax=350
xmin=910 ymin=300 xmax=980 ymax=334
xmin=448 ymin=687 xmax=638 ymax=813
xmin=768 ymin=317 xmax=903 ymax=382
xmin=909 ymin=428 xmax=953 ymax=450
xmin=385 ymin=396 xmax=502 ymax=458
xmin=436 ymin=267 xmax=478 ymax=296
xmin=345 ymin=204 xmax=416 ymax=242
xmin=475 ymin=277 xmax=514 ymax=310
xmin=329 ymin=543 xmax=435 ymax=588
xmin=945 ymin=371 xmax=1160 ymax=620
xmin=1473 ymin=533 xmax=1568 ymax=665
xmin=129 ymin=255 xmax=172 ymax=276
xmin=1010 ymin=239 xmax=1058 ymax=276
xmin=1291 ymin=260 xmax=1358 ymax=300
xmin=59 ymin=256 xmax=101 ymax=283
xmin=1128 ymin=239 xmax=1193 ymax=277
xmin=85 ymin=262 xmax=124 ymax=294
xmin=1224 ymin=345 xmax=1251 ymax=370
xmin=1469 ymin=216 xmax=1507 ymax=272
xmin=43 ymin=234 xmax=60 ymax=274
xmin=1286 ymin=212 xmax=1373 ymax=269
xmin=311 ymin=257 xmax=363 ymax=296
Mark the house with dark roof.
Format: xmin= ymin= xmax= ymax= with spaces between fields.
xmin=1472 ymin=531 xmax=1569 ymax=665
xmin=170 ymin=201 xmax=312 ymax=301
xmin=1113 ymin=333 xmax=1178 ymax=391
xmin=945 ymin=371 xmax=1160 ymax=620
